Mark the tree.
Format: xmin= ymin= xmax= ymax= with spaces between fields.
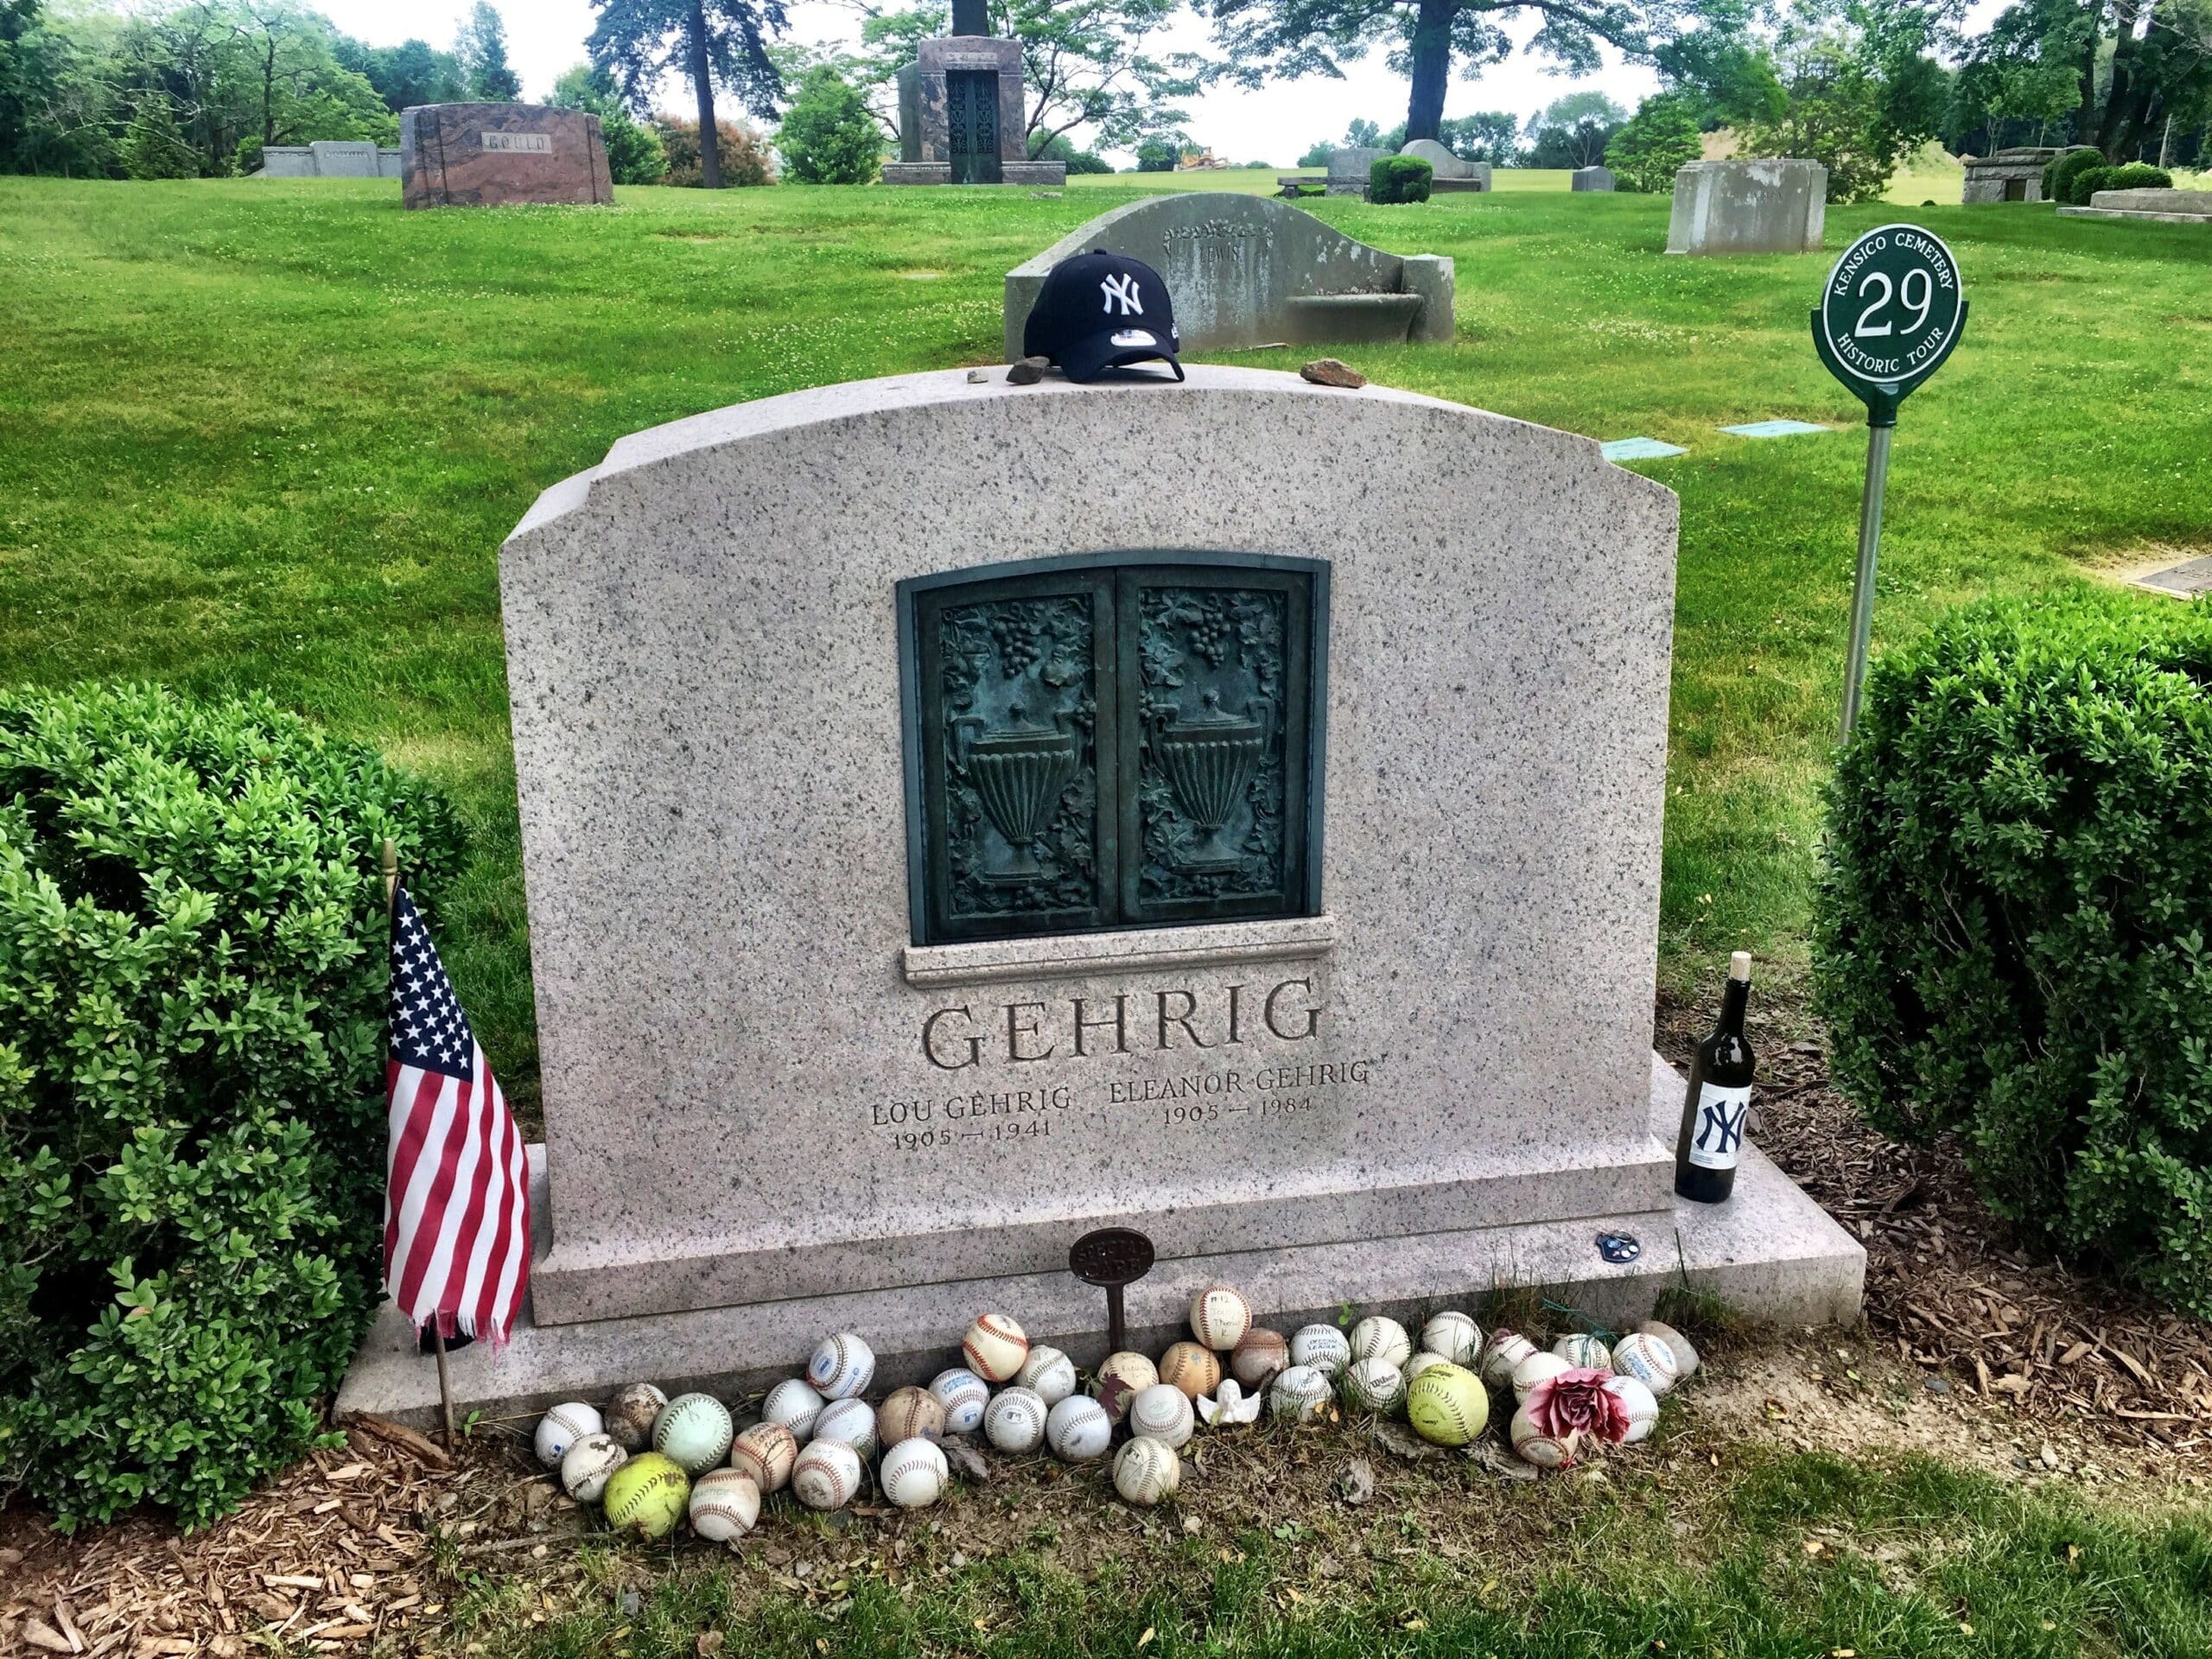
xmin=589 ymin=0 xmax=788 ymax=188
xmin=774 ymin=61 xmax=878 ymax=179
xmin=1526 ymin=93 xmax=1624 ymax=164
xmin=1605 ymin=86 xmax=1701 ymax=184
xmin=454 ymin=2 xmax=519 ymax=99
xmin=847 ymin=0 xmax=1196 ymax=162
xmin=552 ymin=60 xmax=667 ymax=181
xmin=1203 ymin=0 xmax=1697 ymax=144
xmin=1344 ymin=114 xmax=1382 ymax=144
xmin=120 ymin=90 xmax=195 ymax=175
xmin=1135 ymin=131 xmax=1177 ymax=166
xmin=1437 ymin=107 xmax=1519 ymax=156
xmin=1953 ymin=0 xmax=2211 ymax=158
xmin=342 ymin=36 xmax=466 ymax=112
xmin=1739 ymin=0 xmax=1948 ymax=202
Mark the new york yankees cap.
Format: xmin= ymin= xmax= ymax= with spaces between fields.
xmin=1022 ymin=249 xmax=1183 ymax=383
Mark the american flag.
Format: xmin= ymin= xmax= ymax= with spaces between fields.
xmin=383 ymin=884 xmax=531 ymax=1345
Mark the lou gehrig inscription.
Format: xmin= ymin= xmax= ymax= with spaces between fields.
xmin=872 ymin=973 xmax=1381 ymax=1153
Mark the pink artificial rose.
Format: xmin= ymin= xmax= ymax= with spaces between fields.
xmin=1525 ymin=1366 xmax=1630 ymax=1444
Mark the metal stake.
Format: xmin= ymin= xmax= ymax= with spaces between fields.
xmin=1839 ymin=419 xmax=1894 ymax=742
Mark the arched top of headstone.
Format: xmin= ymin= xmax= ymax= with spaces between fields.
xmin=1005 ymin=192 xmax=1453 ymax=356
xmin=1399 ymin=138 xmax=1472 ymax=179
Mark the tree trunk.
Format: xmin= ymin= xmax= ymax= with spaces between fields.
xmin=1402 ymin=0 xmax=1453 ymax=143
xmin=2075 ymin=0 xmax=2102 ymax=149
xmin=2096 ymin=0 xmax=2149 ymax=156
xmin=690 ymin=0 xmax=721 ymax=189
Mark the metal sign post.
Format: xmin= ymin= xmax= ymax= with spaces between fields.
xmin=1811 ymin=224 xmax=1967 ymax=741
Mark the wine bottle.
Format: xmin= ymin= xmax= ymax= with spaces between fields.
xmin=1674 ymin=950 xmax=1755 ymax=1204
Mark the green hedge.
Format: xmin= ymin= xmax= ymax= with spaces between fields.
xmin=1369 ymin=156 xmax=1432 ymax=204
xmin=1814 ymin=596 xmax=2212 ymax=1317
xmin=0 ymin=683 xmax=465 ymax=1529
xmin=2046 ymin=148 xmax=2107 ymax=203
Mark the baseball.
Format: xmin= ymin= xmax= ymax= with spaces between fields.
xmin=1230 ymin=1328 xmax=1290 ymax=1390
xmin=559 ymin=1433 xmax=627 ymax=1503
xmin=1093 ymin=1351 xmax=1159 ymax=1423
xmin=602 ymin=1382 xmax=666 ymax=1452
xmin=813 ymin=1396 xmax=879 ymax=1460
xmin=1158 ymin=1340 xmax=1222 ymax=1402
xmin=807 ymin=1332 xmax=877 ymax=1401
xmin=963 ymin=1312 xmax=1029 ymax=1382
xmin=1609 ymin=1332 xmax=1680 ymax=1396
xmin=881 ymin=1436 xmax=950 ymax=1509
xmin=1406 ymin=1363 xmax=1489 ymax=1446
xmin=1420 ymin=1311 xmax=1481 ymax=1366
xmin=880 ymin=1385 xmax=949 ymax=1446
xmin=1349 ymin=1316 xmax=1413 ymax=1370
xmin=533 ymin=1402 xmax=603 ymax=1469
xmin=688 ymin=1469 xmax=760 ymax=1543
xmin=1128 ymin=1382 xmax=1196 ymax=1448
xmin=1341 ymin=1356 xmax=1406 ymax=1414
xmin=1405 ymin=1351 xmax=1451 ymax=1382
xmin=1189 ymin=1284 xmax=1253 ymax=1351
xmin=602 ymin=1452 xmax=690 ymax=1540
xmin=929 ymin=1368 xmax=991 ymax=1433
xmin=1112 ymin=1436 xmax=1181 ymax=1506
xmin=1510 ymin=1402 xmax=1580 ymax=1470
xmin=1269 ymin=1363 xmax=1331 ymax=1424
xmin=1552 ymin=1332 xmax=1611 ymax=1369
xmin=983 ymin=1386 xmax=1049 ymax=1453
xmin=1512 ymin=1351 xmax=1572 ymax=1402
xmin=652 ymin=1392 xmax=734 ymax=1475
xmin=762 ymin=1377 xmax=826 ymax=1440
xmin=1046 ymin=1394 xmax=1113 ymax=1462
xmin=1478 ymin=1329 xmax=1538 ymax=1389
xmin=791 ymin=1438 xmax=864 ymax=1511
xmin=728 ymin=1421 xmax=797 ymax=1492
xmin=1638 ymin=1319 xmax=1700 ymax=1380
xmin=1017 ymin=1344 xmax=1078 ymax=1407
xmin=1289 ymin=1324 xmax=1351 ymax=1380
xmin=1603 ymin=1373 xmax=1661 ymax=1444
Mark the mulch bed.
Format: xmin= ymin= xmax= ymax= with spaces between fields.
xmin=6 ymin=995 xmax=2210 ymax=1654
xmin=1658 ymin=989 xmax=2212 ymax=1458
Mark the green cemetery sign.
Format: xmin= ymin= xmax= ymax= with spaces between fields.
xmin=1812 ymin=224 xmax=1967 ymax=739
xmin=1812 ymin=224 xmax=1967 ymax=427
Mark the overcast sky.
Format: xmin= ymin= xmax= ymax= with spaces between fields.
xmin=309 ymin=0 xmax=1665 ymax=162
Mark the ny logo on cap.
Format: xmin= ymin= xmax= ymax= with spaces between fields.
xmin=1100 ymin=273 xmax=1144 ymax=316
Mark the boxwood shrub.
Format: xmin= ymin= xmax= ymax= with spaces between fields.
xmin=0 ymin=683 xmax=464 ymax=1528
xmin=1813 ymin=596 xmax=2212 ymax=1317
xmin=2047 ymin=147 xmax=2107 ymax=203
xmin=1369 ymin=156 xmax=1433 ymax=204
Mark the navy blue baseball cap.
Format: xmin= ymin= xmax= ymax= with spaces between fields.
xmin=1023 ymin=249 xmax=1183 ymax=382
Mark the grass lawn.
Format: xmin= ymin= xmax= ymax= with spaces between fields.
xmin=2 ymin=175 xmax=2206 ymax=1104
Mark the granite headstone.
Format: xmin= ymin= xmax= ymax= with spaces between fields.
xmin=399 ymin=102 xmax=613 ymax=209
xmin=1665 ymin=159 xmax=1827 ymax=255
xmin=1571 ymin=165 xmax=1617 ymax=192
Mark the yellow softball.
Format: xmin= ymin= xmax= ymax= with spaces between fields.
xmin=602 ymin=1450 xmax=690 ymax=1540
xmin=1406 ymin=1362 xmax=1490 ymax=1447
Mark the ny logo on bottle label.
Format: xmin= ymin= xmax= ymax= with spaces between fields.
xmin=1686 ymin=1083 xmax=1751 ymax=1170
xmin=1100 ymin=274 xmax=1144 ymax=316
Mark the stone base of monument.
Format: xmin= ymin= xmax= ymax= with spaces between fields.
xmin=335 ymin=1054 xmax=1863 ymax=1427
xmin=882 ymin=162 xmax=1067 ymax=186
xmin=2057 ymin=188 xmax=2212 ymax=224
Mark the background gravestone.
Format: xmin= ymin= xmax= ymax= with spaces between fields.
xmin=399 ymin=102 xmax=613 ymax=209
xmin=1327 ymin=147 xmax=1383 ymax=194
xmin=1003 ymin=193 xmax=1453 ymax=356
xmin=1572 ymin=165 xmax=1617 ymax=192
xmin=1666 ymin=159 xmax=1827 ymax=255
xmin=2059 ymin=188 xmax=2212 ymax=224
xmin=259 ymin=143 xmax=402 ymax=178
xmin=1400 ymin=139 xmax=1490 ymax=193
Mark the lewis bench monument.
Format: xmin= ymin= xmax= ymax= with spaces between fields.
xmin=340 ymin=367 xmax=1861 ymax=1421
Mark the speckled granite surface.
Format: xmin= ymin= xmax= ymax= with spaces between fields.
xmin=499 ymin=365 xmax=1683 ymax=1329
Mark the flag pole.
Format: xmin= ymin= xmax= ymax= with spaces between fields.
xmin=383 ymin=837 xmax=459 ymax=1453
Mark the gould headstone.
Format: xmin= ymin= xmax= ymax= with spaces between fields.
xmin=399 ymin=103 xmax=613 ymax=209
xmin=338 ymin=366 xmax=1863 ymax=1423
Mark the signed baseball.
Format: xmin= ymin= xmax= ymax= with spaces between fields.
xmin=687 ymin=1468 xmax=760 ymax=1543
xmin=1093 ymin=1351 xmax=1158 ymax=1423
xmin=1188 ymin=1284 xmax=1253 ymax=1351
xmin=1420 ymin=1311 xmax=1482 ymax=1366
xmin=963 ymin=1312 xmax=1029 ymax=1382
xmin=928 ymin=1368 xmax=990 ymax=1434
xmin=1046 ymin=1394 xmax=1113 ymax=1462
xmin=880 ymin=1385 xmax=949 ymax=1446
xmin=728 ymin=1421 xmax=797 ymax=1492
xmin=1609 ymin=1332 xmax=1680 ymax=1397
xmin=1289 ymin=1324 xmax=1351 ymax=1380
xmin=602 ymin=1382 xmax=666 ymax=1452
xmin=1017 ymin=1344 xmax=1078 ymax=1407
xmin=559 ymin=1433 xmax=627 ymax=1503
xmin=1128 ymin=1382 xmax=1196 ymax=1448
xmin=983 ymin=1386 xmax=1049 ymax=1453
xmin=807 ymin=1332 xmax=877 ymax=1401
xmin=1113 ymin=1436 xmax=1181 ymax=1506
xmin=1159 ymin=1340 xmax=1223 ymax=1402
xmin=791 ymin=1438 xmax=864 ymax=1511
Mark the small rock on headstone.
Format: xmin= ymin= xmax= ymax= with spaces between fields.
xmin=1007 ymin=355 xmax=1052 ymax=385
xmin=1300 ymin=358 xmax=1366 ymax=389
xmin=968 ymin=369 xmax=989 ymax=384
